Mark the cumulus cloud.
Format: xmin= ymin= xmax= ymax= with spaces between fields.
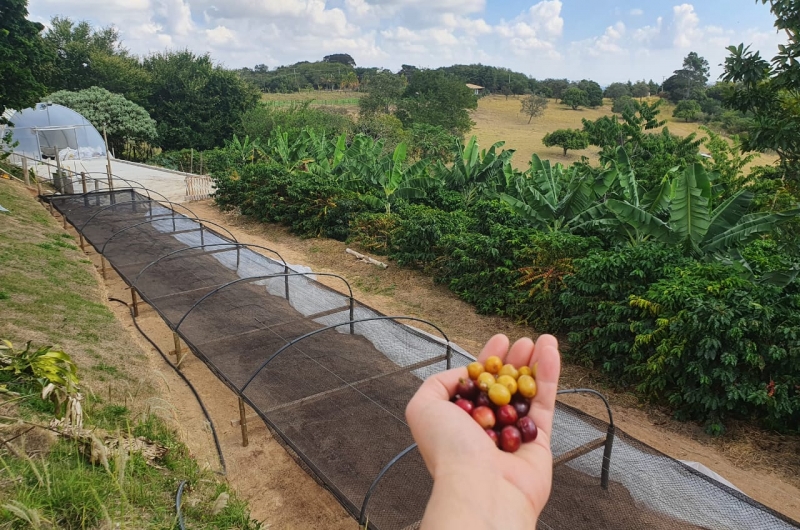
xmin=24 ymin=0 xmax=785 ymax=83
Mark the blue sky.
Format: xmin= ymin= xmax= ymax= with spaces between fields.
xmin=27 ymin=0 xmax=784 ymax=84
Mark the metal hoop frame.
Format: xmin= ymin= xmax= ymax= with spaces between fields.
xmin=357 ymin=389 xmax=617 ymax=527
xmin=240 ymin=316 xmax=451 ymax=393
xmin=174 ymin=272 xmax=356 ymax=332
xmin=131 ymin=242 xmax=287 ymax=290
xmin=100 ymin=217 xmax=239 ymax=256
xmin=77 ymin=197 xmax=189 ymax=233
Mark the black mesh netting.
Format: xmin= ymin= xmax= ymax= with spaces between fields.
xmin=47 ymin=190 xmax=800 ymax=530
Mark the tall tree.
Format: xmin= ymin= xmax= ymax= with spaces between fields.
xmin=143 ymin=50 xmax=260 ymax=150
xmin=604 ymin=82 xmax=630 ymax=100
xmin=0 ymin=0 xmax=51 ymax=122
xmin=395 ymin=70 xmax=477 ymax=135
xmin=631 ymin=81 xmax=650 ymax=98
xmin=561 ymin=87 xmax=589 ymax=110
xmin=577 ymin=80 xmax=603 ymax=107
xmin=722 ymin=0 xmax=800 ymax=177
xmin=323 ymin=53 xmax=356 ymax=67
xmin=664 ymin=51 xmax=710 ymax=101
xmin=520 ymin=94 xmax=548 ymax=123
xmin=358 ymin=70 xmax=405 ymax=116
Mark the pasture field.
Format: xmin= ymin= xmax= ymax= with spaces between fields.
xmin=471 ymin=95 xmax=779 ymax=171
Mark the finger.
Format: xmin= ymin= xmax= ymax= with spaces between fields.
xmin=519 ymin=335 xmax=561 ymax=455
xmin=477 ymin=334 xmax=509 ymax=363
xmin=505 ymin=337 xmax=535 ymax=368
xmin=410 ymin=365 xmax=468 ymax=406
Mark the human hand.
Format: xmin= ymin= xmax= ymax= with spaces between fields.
xmin=406 ymin=334 xmax=561 ymax=530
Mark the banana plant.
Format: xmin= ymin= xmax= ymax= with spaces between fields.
xmin=224 ymin=135 xmax=266 ymax=165
xmin=362 ymin=142 xmax=433 ymax=214
xmin=608 ymin=158 xmax=800 ymax=256
xmin=266 ymin=127 xmax=314 ymax=172
xmin=437 ymin=136 xmax=515 ymax=207
xmin=499 ymin=154 xmax=606 ymax=232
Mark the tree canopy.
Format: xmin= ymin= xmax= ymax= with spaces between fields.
xmin=722 ymin=0 xmax=800 ymax=178
xmin=604 ymin=82 xmax=630 ymax=100
xmin=542 ymin=128 xmax=589 ymax=156
xmin=520 ymin=94 xmax=548 ymax=124
xmin=395 ymin=70 xmax=477 ymax=135
xmin=143 ymin=50 xmax=260 ymax=151
xmin=577 ymin=80 xmax=603 ymax=107
xmin=323 ymin=53 xmax=356 ymax=67
xmin=561 ymin=87 xmax=589 ymax=110
xmin=0 ymin=0 xmax=51 ymax=122
xmin=358 ymin=70 xmax=406 ymax=116
xmin=48 ymin=86 xmax=157 ymax=155
xmin=663 ymin=51 xmax=710 ymax=101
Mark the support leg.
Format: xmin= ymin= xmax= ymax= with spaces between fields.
xmin=172 ymin=332 xmax=185 ymax=368
xmin=238 ymin=398 xmax=249 ymax=447
xmin=131 ymin=288 xmax=139 ymax=318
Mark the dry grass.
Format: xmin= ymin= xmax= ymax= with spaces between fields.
xmin=471 ymin=95 xmax=779 ymax=173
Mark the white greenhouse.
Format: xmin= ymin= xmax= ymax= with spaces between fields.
xmin=1 ymin=103 xmax=107 ymax=162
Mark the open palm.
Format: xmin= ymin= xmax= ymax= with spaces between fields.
xmin=406 ymin=334 xmax=561 ymax=529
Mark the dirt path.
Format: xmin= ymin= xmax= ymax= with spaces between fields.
xmin=185 ymin=200 xmax=800 ymax=523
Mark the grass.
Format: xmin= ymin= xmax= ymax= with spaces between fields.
xmin=471 ymin=95 xmax=779 ymax=172
xmin=0 ymin=180 xmax=260 ymax=528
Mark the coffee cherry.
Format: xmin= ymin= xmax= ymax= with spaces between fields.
xmin=500 ymin=426 xmax=522 ymax=453
xmin=517 ymin=375 xmax=537 ymax=399
xmin=484 ymin=356 xmax=503 ymax=375
xmin=467 ymin=362 xmax=485 ymax=380
xmin=488 ymin=383 xmax=512 ymax=406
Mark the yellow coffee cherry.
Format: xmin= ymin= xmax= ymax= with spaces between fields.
xmin=498 ymin=363 xmax=520 ymax=380
xmin=518 ymin=375 xmax=537 ymax=399
xmin=488 ymin=383 xmax=512 ymax=406
xmin=518 ymin=365 xmax=532 ymax=377
xmin=467 ymin=361 xmax=485 ymax=380
xmin=496 ymin=375 xmax=518 ymax=395
xmin=477 ymin=372 xmax=496 ymax=392
xmin=484 ymin=356 xmax=503 ymax=375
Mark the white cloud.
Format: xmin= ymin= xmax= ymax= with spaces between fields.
xmin=24 ymin=0 xmax=784 ymax=84
xmin=672 ymin=3 xmax=701 ymax=48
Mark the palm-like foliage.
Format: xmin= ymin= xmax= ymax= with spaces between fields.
xmin=437 ymin=136 xmax=514 ymax=206
xmin=363 ymin=143 xmax=433 ymax=213
xmin=499 ymin=154 xmax=602 ymax=232
xmin=607 ymin=152 xmax=800 ymax=256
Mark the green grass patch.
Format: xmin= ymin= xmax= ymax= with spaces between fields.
xmin=0 ymin=181 xmax=261 ymax=528
xmin=0 ymin=416 xmax=261 ymax=529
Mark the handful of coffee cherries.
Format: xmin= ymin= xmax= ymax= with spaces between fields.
xmin=451 ymin=356 xmax=538 ymax=453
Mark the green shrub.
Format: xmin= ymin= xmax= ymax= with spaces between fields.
xmin=390 ymin=204 xmax=473 ymax=267
xmin=629 ymin=262 xmax=800 ymax=432
xmin=239 ymin=102 xmax=354 ymax=140
xmin=558 ymin=243 xmax=690 ymax=379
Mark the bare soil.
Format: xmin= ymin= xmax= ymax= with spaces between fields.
xmin=184 ymin=200 xmax=800 ymax=523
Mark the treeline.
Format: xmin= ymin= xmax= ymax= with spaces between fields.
xmin=2 ymin=11 xmax=260 ymax=157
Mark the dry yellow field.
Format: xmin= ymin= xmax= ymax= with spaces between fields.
xmin=471 ymin=95 xmax=778 ymax=171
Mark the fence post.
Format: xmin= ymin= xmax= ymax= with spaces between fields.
xmin=103 ymin=124 xmax=114 ymax=192
xmin=22 ymin=157 xmax=30 ymax=187
xmin=130 ymin=287 xmax=139 ymax=318
xmin=54 ymin=156 xmax=63 ymax=193
xmin=238 ymin=398 xmax=249 ymax=447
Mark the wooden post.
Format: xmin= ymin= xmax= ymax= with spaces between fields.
xmin=238 ymin=398 xmax=249 ymax=447
xmin=100 ymin=255 xmax=107 ymax=280
xmin=79 ymin=233 xmax=85 ymax=252
xmin=172 ymin=332 xmax=185 ymax=367
xmin=190 ymin=148 xmax=194 ymax=175
xmin=36 ymin=178 xmax=42 ymax=198
xmin=130 ymin=288 xmax=139 ymax=318
xmin=22 ymin=157 xmax=30 ymax=186
xmin=55 ymin=155 xmax=63 ymax=193
xmin=103 ymin=124 xmax=113 ymax=191
xmin=62 ymin=212 xmax=67 ymax=229
xmin=80 ymin=172 xmax=88 ymax=194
